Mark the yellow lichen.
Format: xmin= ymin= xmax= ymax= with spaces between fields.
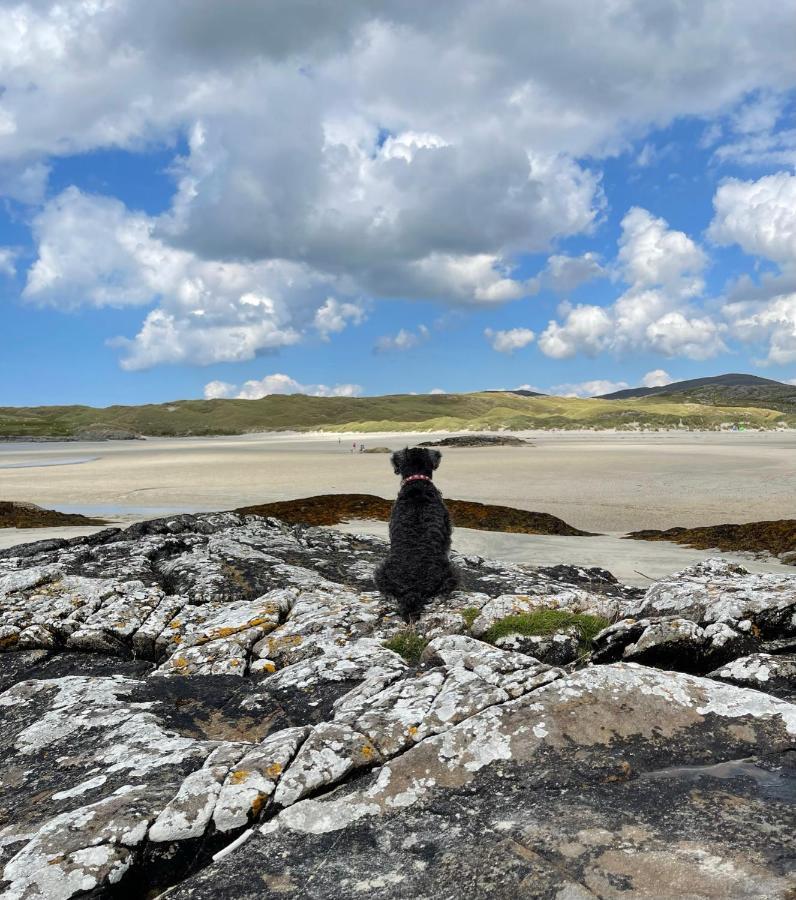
xmin=265 ymin=762 xmax=283 ymax=778
xmin=229 ymin=769 xmax=251 ymax=784
xmin=250 ymin=792 xmax=267 ymax=817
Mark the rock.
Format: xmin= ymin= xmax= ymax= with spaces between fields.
xmin=627 ymin=558 xmax=796 ymax=636
xmin=709 ymin=653 xmax=796 ymax=701
xmin=493 ymin=630 xmax=581 ymax=665
xmin=592 ymin=616 xmax=757 ymax=673
xmin=780 ymin=550 xmax=796 ymax=566
xmin=0 ymin=515 xmax=793 ymax=899
xmin=167 ymin=664 xmax=796 ymax=900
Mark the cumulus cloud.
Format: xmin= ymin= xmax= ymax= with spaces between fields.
xmin=549 ymin=379 xmax=630 ymax=398
xmin=484 ymin=327 xmax=536 ymax=354
xmin=539 ymin=209 xmax=725 ymax=361
xmin=313 ymin=298 xmax=367 ymax=340
xmin=641 ymin=368 xmax=673 ymax=388
xmin=541 ymin=253 xmax=606 ymax=294
xmin=6 ymin=1 xmax=796 ymax=368
xmin=709 ymin=172 xmax=796 ymax=267
xmin=374 ymin=325 xmax=430 ymax=353
xmin=710 ymin=172 xmax=796 ymax=364
xmin=203 ymin=373 xmax=362 ymax=400
xmin=723 ymin=296 xmax=796 ymax=364
xmin=23 ymin=188 xmax=329 ymax=368
xmin=429 ymin=387 xmax=446 ymax=394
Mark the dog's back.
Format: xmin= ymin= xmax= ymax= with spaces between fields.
xmin=374 ymin=448 xmax=458 ymax=621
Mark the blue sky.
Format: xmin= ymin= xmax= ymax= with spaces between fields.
xmin=1 ymin=1 xmax=796 ymax=406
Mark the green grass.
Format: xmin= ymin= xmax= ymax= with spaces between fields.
xmin=482 ymin=609 xmax=610 ymax=654
xmin=0 ymin=390 xmax=792 ymax=438
xmin=461 ymin=607 xmax=480 ymax=630
xmin=383 ymin=631 xmax=429 ymax=665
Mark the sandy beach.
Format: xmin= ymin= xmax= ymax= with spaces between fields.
xmin=1 ymin=430 xmax=794 ymax=582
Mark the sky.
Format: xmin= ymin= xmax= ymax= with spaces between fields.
xmin=1 ymin=1 xmax=796 ymax=406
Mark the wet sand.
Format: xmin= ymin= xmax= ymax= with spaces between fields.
xmin=1 ymin=431 xmax=795 ymax=580
xmin=1 ymin=431 xmax=794 ymax=531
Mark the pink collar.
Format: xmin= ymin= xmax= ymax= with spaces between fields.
xmin=401 ymin=474 xmax=433 ymax=487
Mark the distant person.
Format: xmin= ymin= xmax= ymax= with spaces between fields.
xmin=360 ymin=443 xmax=365 ymax=452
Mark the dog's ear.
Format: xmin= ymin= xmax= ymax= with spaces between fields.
xmin=430 ymin=449 xmax=442 ymax=470
xmin=391 ymin=449 xmax=407 ymax=474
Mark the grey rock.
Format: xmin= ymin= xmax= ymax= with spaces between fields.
xmin=709 ymin=653 xmax=796 ymax=701
xmin=167 ymin=664 xmax=796 ymax=900
xmin=0 ymin=515 xmax=794 ymax=899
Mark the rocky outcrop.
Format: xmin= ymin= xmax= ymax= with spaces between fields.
xmin=0 ymin=501 xmax=108 ymax=529
xmin=0 ymin=515 xmax=793 ymax=898
xmin=627 ymin=518 xmax=796 ymax=565
xmin=418 ymin=435 xmax=533 ymax=447
xmin=236 ymin=494 xmax=595 ymax=536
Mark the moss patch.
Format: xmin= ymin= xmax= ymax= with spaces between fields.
xmin=626 ymin=519 xmax=796 ymax=557
xmin=383 ymin=631 xmax=429 ymax=665
xmin=236 ymin=493 xmax=593 ymax=537
xmin=483 ymin=609 xmax=610 ymax=653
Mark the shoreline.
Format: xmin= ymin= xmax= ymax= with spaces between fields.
xmin=3 ymin=423 xmax=796 ymax=444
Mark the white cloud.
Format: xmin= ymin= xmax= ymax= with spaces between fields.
xmin=23 ymin=188 xmax=331 ymax=368
xmin=313 ymin=298 xmax=367 ymax=340
xmin=538 ymin=303 xmax=613 ymax=359
xmin=6 ymin=1 xmax=796 ymax=369
xmin=542 ymin=252 xmax=605 ymax=294
xmin=617 ymin=207 xmax=706 ymax=297
xmin=429 ymin=387 xmax=446 ymax=394
xmin=203 ymin=373 xmax=362 ymax=400
xmin=374 ymin=325 xmax=429 ymax=353
xmin=539 ymin=208 xmax=725 ymax=361
xmin=709 ymin=172 xmax=796 ymax=267
xmin=641 ymin=368 xmax=673 ymax=388
xmin=549 ymin=379 xmax=629 ymax=398
xmin=484 ymin=327 xmax=536 ymax=354
xmin=203 ymin=380 xmax=236 ymax=400
xmin=723 ymin=295 xmax=796 ymax=364
xmin=710 ymin=172 xmax=796 ymax=364
xmin=0 ymin=248 xmax=17 ymax=277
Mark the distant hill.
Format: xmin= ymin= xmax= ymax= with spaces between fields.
xmin=1 ymin=389 xmax=794 ymax=438
xmin=599 ymin=373 xmax=796 ymax=414
xmin=485 ymin=389 xmax=547 ymax=397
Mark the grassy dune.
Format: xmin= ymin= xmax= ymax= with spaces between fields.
xmin=0 ymin=391 xmax=792 ymax=438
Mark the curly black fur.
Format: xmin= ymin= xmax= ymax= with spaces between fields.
xmin=374 ymin=447 xmax=459 ymax=622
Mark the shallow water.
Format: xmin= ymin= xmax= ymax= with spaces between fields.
xmin=638 ymin=757 xmax=796 ymax=803
xmin=0 ymin=456 xmax=98 ymax=469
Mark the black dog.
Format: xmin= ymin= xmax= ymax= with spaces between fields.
xmin=374 ymin=447 xmax=459 ymax=622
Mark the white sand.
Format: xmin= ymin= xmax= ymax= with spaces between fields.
xmin=1 ymin=430 xmax=795 ymax=580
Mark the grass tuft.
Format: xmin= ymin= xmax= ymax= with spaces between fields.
xmin=383 ymin=631 xmax=429 ymax=665
xmin=482 ymin=609 xmax=610 ymax=653
xmin=461 ymin=607 xmax=480 ymax=630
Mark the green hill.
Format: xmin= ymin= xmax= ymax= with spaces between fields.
xmin=599 ymin=373 xmax=796 ymax=415
xmin=1 ymin=390 xmax=793 ymax=438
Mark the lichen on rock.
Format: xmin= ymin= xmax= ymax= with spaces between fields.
xmin=0 ymin=514 xmax=793 ymax=898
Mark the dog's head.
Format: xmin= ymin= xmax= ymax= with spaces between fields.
xmin=390 ymin=446 xmax=442 ymax=477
